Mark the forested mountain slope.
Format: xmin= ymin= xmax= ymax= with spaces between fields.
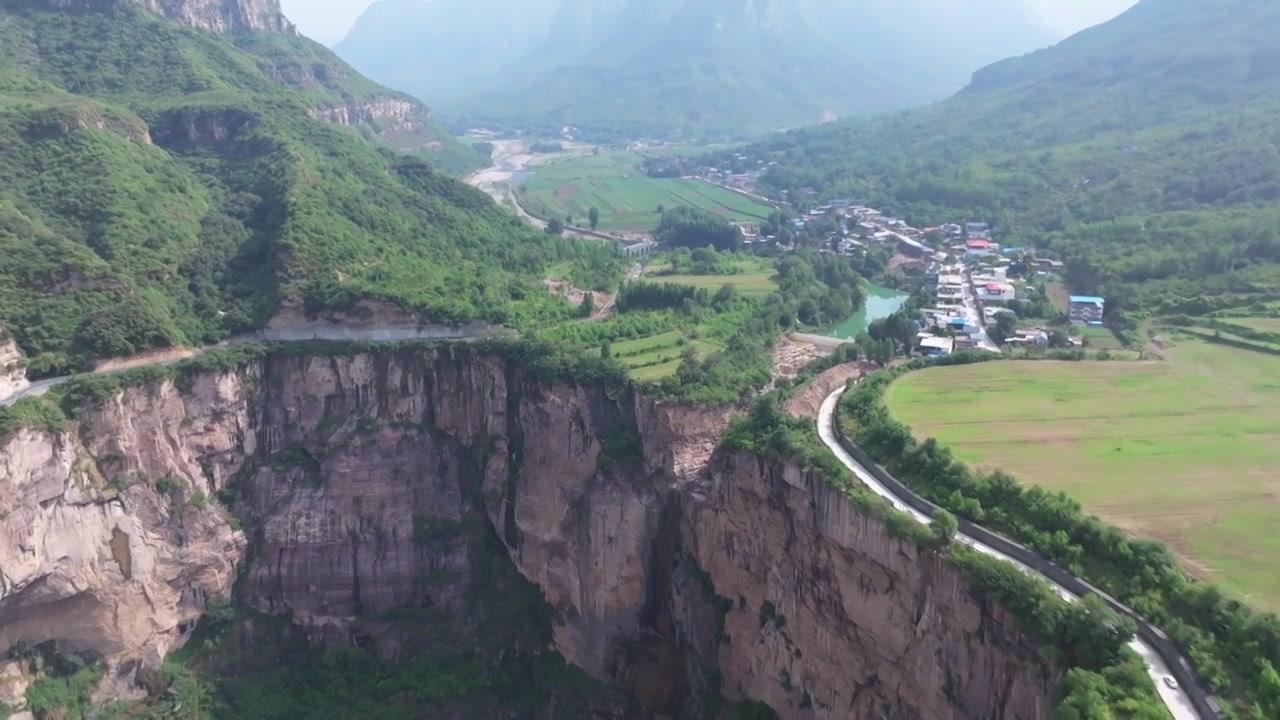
xmin=337 ymin=0 xmax=1056 ymax=137
xmin=742 ymin=0 xmax=1280 ymax=312
xmin=0 ymin=1 xmax=605 ymax=376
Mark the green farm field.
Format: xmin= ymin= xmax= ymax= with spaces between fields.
xmin=609 ymin=330 xmax=722 ymax=380
xmin=646 ymin=255 xmax=779 ymax=298
xmin=884 ymin=340 xmax=1280 ymax=609
xmin=1218 ymin=317 xmax=1280 ymax=333
xmin=519 ymin=152 xmax=775 ymax=232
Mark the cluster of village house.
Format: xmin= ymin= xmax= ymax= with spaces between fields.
xmin=768 ymin=205 xmax=1107 ymax=356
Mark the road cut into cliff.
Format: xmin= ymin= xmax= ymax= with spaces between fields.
xmin=0 ymin=345 xmax=1071 ymax=718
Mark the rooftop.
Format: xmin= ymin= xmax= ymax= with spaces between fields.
xmin=965 ymin=238 xmax=992 ymax=249
xmin=919 ymin=336 xmax=955 ymax=352
xmin=1070 ymin=295 xmax=1106 ymax=305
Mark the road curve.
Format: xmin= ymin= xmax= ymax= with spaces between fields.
xmin=817 ymin=388 xmax=1202 ymax=720
xmin=0 ymin=341 xmax=1209 ymax=720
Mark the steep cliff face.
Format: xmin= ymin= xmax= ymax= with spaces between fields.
xmin=46 ymin=0 xmax=294 ymax=33
xmin=0 ymin=372 xmax=248 ymax=666
xmin=0 ymin=348 xmax=1060 ymax=717
xmin=686 ymin=452 xmax=1060 ymax=719
xmin=0 ymin=333 xmax=27 ymax=399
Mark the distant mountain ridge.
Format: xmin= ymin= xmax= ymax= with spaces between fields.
xmin=336 ymin=0 xmax=1058 ymax=136
xmin=738 ymin=0 xmax=1280 ymax=311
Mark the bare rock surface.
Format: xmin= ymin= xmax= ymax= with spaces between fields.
xmin=0 ymin=347 xmax=1059 ymax=717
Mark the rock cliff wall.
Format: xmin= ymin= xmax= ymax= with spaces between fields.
xmin=686 ymin=452 xmax=1060 ymax=719
xmin=0 ymin=333 xmax=27 ymax=400
xmin=0 ymin=348 xmax=1059 ymax=717
xmin=46 ymin=0 xmax=293 ymax=33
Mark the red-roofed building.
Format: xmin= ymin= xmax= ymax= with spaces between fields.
xmin=965 ymin=238 xmax=996 ymax=258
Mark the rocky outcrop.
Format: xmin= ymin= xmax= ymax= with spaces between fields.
xmin=45 ymin=0 xmax=294 ymax=34
xmin=0 ymin=372 xmax=247 ymax=665
xmin=686 ymin=452 xmax=1059 ymax=719
xmin=0 ymin=333 xmax=27 ymax=400
xmin=309 ymin=100 xmax=416 ymax=127
xmin=308 ymin=100 xmax=448 ymax=154
xmin=0 ymin=348 xmax=1060 ymax=717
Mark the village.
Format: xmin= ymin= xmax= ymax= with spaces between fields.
xmin=642 ymin=153 xmax=1111 ymax=357
xmin=728 ymin=194 xmax=1106 ymax=357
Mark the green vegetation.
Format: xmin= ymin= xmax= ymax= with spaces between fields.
xmin=843 ymin=352 xmax=1280 ymax=717
xmin=433 ymin=0 xmax=1052 ymax=138
xmin=730 ymin=0 xmax=1280 ymax=317
xmin=519 ymin=152 xmax=774 ymax=232
xmin=0 ymin=2 xmax=616 ymax=375
xmin=540 ymin=247 xmax=867 ymax=396
xmin=725 ymin=379 xmax=1164 ymax=718
xmin=55 ymin=519 xmax=642 ymax=719
xmin=884 ymin=342 xmax=1280 ymax=610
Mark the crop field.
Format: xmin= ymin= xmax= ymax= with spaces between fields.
xmin=519 ymin=152 xmax=775 ymax=232
xmin=609 ymin=331 xmax=722 ymax=381
xmin=884 ymin=339 xmax=1280 ymax=609
xmin=1218 ymin=316 xmax=1280 ymax=333
xmin=1080 ymin=325 xmax=1125 ymax=350
xmin=647 ymin=256 xmax=779 ymax=297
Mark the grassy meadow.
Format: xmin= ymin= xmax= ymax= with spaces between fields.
xmin=518 ymin=152 xmax=775 ymax=232
xmin=644 ymin=254 xmax=779 ymax=298
xmin=884 ymin=340 xmax=1280 ymax=609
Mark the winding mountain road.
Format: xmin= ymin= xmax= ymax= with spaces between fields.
xmin=818 ymin=387 xmax=1203 ymax=720
xmin=0 ymin=337 xmax=1212 ymax=720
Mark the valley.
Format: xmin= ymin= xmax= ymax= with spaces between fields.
xmin=2 ymin=0 xmax=1280 ymax=719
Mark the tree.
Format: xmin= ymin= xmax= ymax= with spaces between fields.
xmin=566 ymin=215 xmax=574 ymax=226
xmin=588 ymin=206 xmax=601 ymax=230
xmin=600 ymin=342 xmax=613 ymax=361
xmin=713 ymin=283 xmax=737 ymax=304
xmin=1048 ymin=329 xmax=1070 ymax=348
xmin=579 ymin=291 xmax=596 ymax=318
xmin=991 ymin=312 xmax=1018 ymax=345
xmin=546 ymin=218 xmax=565 ymax=235
xmin=929 ymin=509 xmax=959 ymax=546
xmin=656 ymin=204 xmax=666 ymax=214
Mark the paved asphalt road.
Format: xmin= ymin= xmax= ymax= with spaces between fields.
xmin=0 ymin=332 xmax=1206 ymax=720
xmin=957 ymin=261 xmax=1002 ymax=353
xmin=817 ymin=388 xmax=1202 ymax=720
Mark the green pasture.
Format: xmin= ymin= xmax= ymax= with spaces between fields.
xmin=519 ymin=152 xmax=775 ymax=232
xmin=883 ymin=341 xmax=1280 ymax=609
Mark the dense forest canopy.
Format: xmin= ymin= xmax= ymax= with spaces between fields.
xmin=0 ymin=2 xmax=615 ymax=375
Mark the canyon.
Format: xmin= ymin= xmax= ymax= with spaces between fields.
xmin=0 ymin=346 xmax=1060 ymax=718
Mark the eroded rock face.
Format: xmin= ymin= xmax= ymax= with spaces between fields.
xmin=686 ymin=452 xmax=1060 ymax=719
xmin=0 ymin=333 xmax=27 ymax=399
xmin=0 ymin=372 xmax=249 ymax=665
xmin=0 ymin=349 xmax=1059 ymax=717
xmin=45 ymin=0 xmax=293 ymax=33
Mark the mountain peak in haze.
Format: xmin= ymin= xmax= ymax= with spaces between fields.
xmin=336 ymin=0 xmax=1057 ymax=136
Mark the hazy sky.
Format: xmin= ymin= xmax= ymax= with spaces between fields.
xmin=282 ymin=0 xmax=1140 ymax=47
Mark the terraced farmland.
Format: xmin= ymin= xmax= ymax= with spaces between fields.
xmin=610 ymin=331 xmax=722 ymax=380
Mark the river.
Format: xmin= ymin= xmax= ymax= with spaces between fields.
xmin=824 ymin=284 xmax=910 ymax=340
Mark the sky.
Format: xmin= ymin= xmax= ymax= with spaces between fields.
xmin=281 ymin=0 xmax=1141 ymax=47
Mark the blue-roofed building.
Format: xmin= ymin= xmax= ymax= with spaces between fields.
xmin=1069 ymin=296 xmax=1106 ymax=326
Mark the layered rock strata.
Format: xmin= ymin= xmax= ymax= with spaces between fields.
xmin=0 ymin=348 xmax=1059 ymax=718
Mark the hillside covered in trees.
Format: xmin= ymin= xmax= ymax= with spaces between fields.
xmin=0 ymin=1 xmax=613 ymax=376
xmin=731 ymin=0 xmax=1280 ymax=314
xmin=337 ymin=0 xmax=1056 ymax=138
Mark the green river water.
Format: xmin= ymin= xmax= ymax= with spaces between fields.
xmin=824 ymin=284 xmax=911 ymax=340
